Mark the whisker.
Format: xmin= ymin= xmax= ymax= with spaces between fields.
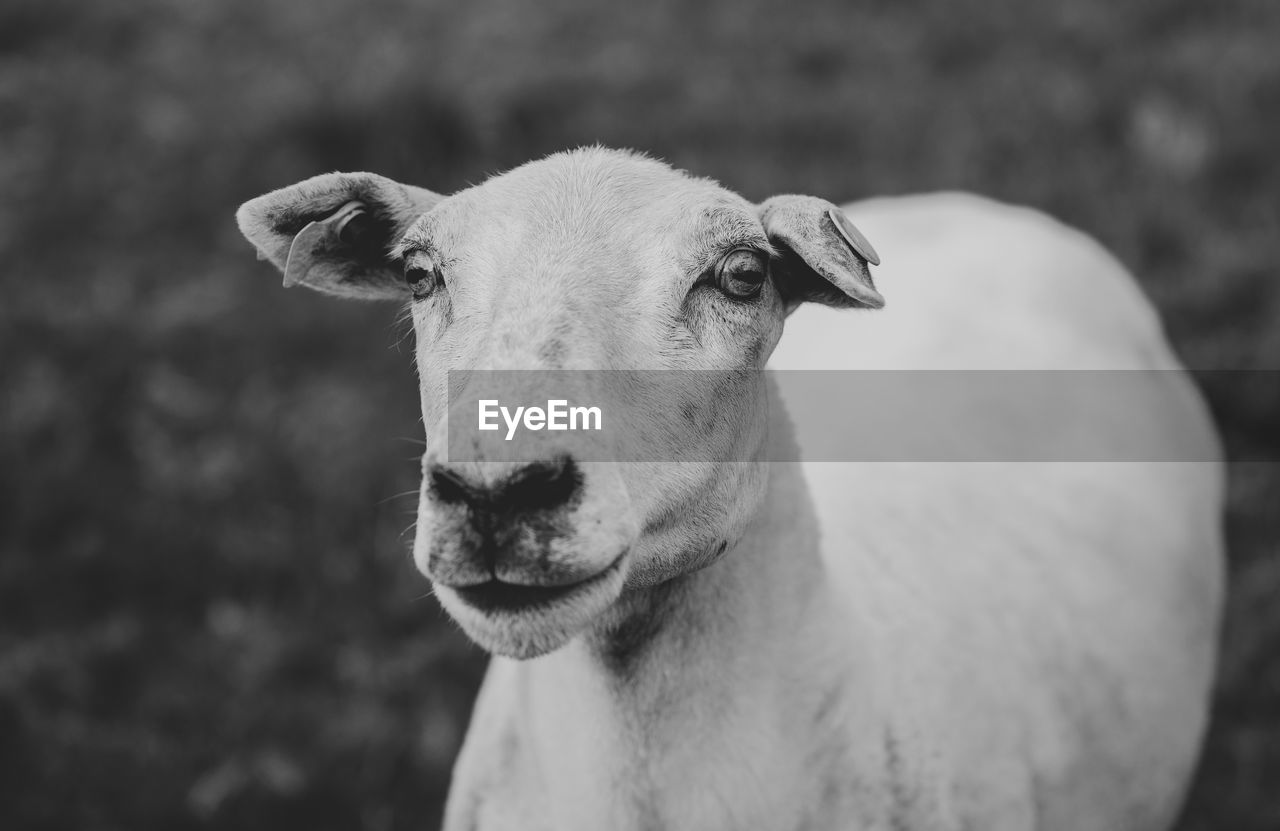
xmin=389 ymin=306 xmax=416 ymax=353
xmin=377 ymin=488 xmax=421 ymax=506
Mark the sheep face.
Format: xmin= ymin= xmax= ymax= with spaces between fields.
xmin=236 ymin=147 xmax=881 ymax=659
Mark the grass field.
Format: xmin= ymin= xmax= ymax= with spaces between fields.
xmin=2 ymin=0 xmax=1277 ymax=828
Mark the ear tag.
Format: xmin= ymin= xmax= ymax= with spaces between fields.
xmin=282 ymin=201 xmax=367 ymax=288
xmin=826 ymin=208 xmax=881 ymax=266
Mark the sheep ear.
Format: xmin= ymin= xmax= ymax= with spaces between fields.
xmin=236 ymin=172 xmax=442 ymax=300
xmin=759 ymin=195 xmax=884 ymax=311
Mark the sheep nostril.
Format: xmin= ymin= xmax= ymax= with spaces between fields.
xmin=429 ymin=465 xmax=478 ymax=506
xmin=498 ymin=456 xmax=582 ymax=513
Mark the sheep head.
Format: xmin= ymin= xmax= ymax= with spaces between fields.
xmin=237 ymin=147 xmax=881 ymax=658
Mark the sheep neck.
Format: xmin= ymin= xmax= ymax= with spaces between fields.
xmin=508 ymin=460 xmax=865 ymax=829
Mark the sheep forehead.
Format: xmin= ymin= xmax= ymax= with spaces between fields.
xmin=410 ymin=148 xmax=762 ymax=266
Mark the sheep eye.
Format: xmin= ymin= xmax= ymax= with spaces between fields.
xmin=714 ymin=248 xmax=767 ymax=300
xmin=403 ymin=252 xmax=442 ymax=299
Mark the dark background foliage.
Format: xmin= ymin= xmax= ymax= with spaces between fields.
xmin=2 ymin=0 xmax=1277 ymax=828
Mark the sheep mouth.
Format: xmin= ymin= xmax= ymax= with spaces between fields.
xmin=445 ymin=552 xmax=628 ymax=616
xmin=453 ymin=579 xmax=585 ymax=612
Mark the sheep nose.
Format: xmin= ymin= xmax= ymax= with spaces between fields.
xmin=427 ymin=455 xmax=582 ymax=516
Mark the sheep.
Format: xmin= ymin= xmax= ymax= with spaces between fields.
xmin=237 ymin=147 xmax=1224 ymax=831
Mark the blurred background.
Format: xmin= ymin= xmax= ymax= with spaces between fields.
xmin=2 ymin=0 xmax=1277 ymax=828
